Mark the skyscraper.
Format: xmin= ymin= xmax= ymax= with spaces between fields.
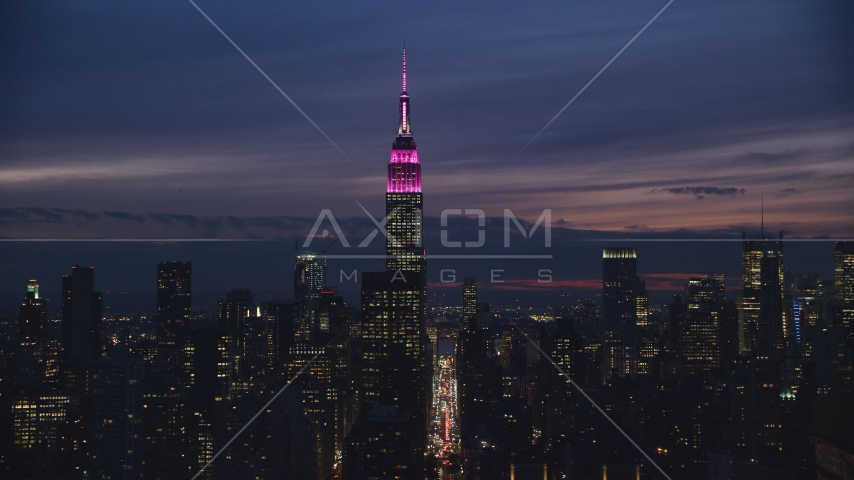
xmin=602 ymin=247 xmax=639 ymax=343
xmin=740 ymin=231 xmax=785 ymax=360
xmin=834 ymin=241 xmax=854 ymax=329
xmin=88 ymin=350 xmax=143 ymax=479
xmin=61 ymin=265 xmax=102 ymax=362
xmin=18 ymin=279 xmax=48 ymax=385
xmin=463 ymin=277 xmax=477 ymax=323
xmin=359 ymin=271 xmax=424 ymax=409
xmin=262 ymin=300 xmax=296 ymax=375
xmin=217 ymin=288 xmax=254 ymax=344
xmin=156 ymin=261 xmax=192 ymax=340
xmin=156 ymin=262 xmax=193 ymax=381
xmin=294 ymin=251 xmax=322 ymax=303
xmin=386 ymin=47 xmax=424 ymax=278
xmin=352 ymin=47 xmax=430 ymax=475
xmin=682 ymin=275 xmax=724 ymax=375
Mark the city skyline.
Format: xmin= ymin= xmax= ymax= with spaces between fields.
xmin=2 ymin=0 xmax=853 ymax=240
xmin=1 ymin=3 xmax=853 ymax=478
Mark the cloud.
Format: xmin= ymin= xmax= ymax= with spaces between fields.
xmin=651 ymin=186 xmax=746 ymax=199
xmin=740 ymin=149 xmax=810 ymax=163
xmin=104 ymin=211 xmax=146 ymax=222
xmin=777 ymin=187 xmax=801 ymax=197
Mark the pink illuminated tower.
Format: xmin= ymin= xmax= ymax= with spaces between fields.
xmin=383 ymin=47 xmax=431 ymax=463
xmin=386 ymin=46 xmax=424 ymax=275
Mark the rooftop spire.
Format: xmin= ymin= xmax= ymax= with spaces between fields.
xmin=397 ymin=46 xmax=411 ymax=136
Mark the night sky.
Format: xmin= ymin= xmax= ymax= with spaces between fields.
xmin=1 ymin=0 xmax=852 ymax=313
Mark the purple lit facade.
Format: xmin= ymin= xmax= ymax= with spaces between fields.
xmin=387 ymin=150 xmax=421 ymax=193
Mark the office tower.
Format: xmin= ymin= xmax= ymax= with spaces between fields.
xmin=685 ymin=275 xmax=725 ymax=310
xmin=294 ymin=251 xmax=323 ymax=345
xmin=682 ymin=275 xmax=724 ymax=375
xmin=18 ymin=279 xmax=48 ymax=385
xmin=636 ymin=280 xmax=649 ymax=328
xmin=241 ymin=311 xmax=267 ymax=378
xmin=217 ymin=288 xmax=254 ymax=344
xmin=11 ymin=392 xmax=72 ymax=450
xmin=456 ymin=278 xmax=502 ymax=459
xmin=156 ymin=261 xmax=192 ymax=336
xmin=602 ymin=248 xmax=639 ymax=342
xmin=357 ymin=269 xmax=427 ymax=472
xmin=262 ymin=301 xmax=296 ymax=376
xmin=359 ymin=271 xmax=424 ymax=407
xmin=463 ymin=277 xmax=477 ymax=322
xmin=602 ymin=248 xmax=639 ymax=381
xmin=139 ymin=389 xmax=195 ymax=479
xmin=61 ymin=265 xmax=102 ymax=362
xmin=294 ymin=250 xmax=323 ymax=302
xmin=835 ymin=241 xmax=854 ymax=328
xmin=315 ymin=287 xmax=348 ymax=336
xmin=740 ymin=231 xmax=785 ymax=360
xmin=156 ymin=261 xmax=193 ymax=385
xmin=635 ymin=280 xmax=657 ymax=375
xmin=88 ymin=351 xmax=143 ymax=479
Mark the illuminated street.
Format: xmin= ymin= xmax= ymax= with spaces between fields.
xmin=430 ymin=354 xmax=461 ymax=478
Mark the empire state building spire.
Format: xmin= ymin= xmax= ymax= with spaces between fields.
xmin=398 ymin=47 xmax=412 ymax=137
xmin=388 ymin=46 xmax=420 ymax=194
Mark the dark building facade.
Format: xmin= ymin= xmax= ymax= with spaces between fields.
xmin=61 ymin=265 xmax=102 ymax=363
xmin=602 ymin=247 xmax=639 ymax=343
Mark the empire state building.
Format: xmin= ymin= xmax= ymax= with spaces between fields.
xmin=386 ymin=47 xmax=425 ymax=276
xmin=348 ymin=48 xmax=432 ymax=478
